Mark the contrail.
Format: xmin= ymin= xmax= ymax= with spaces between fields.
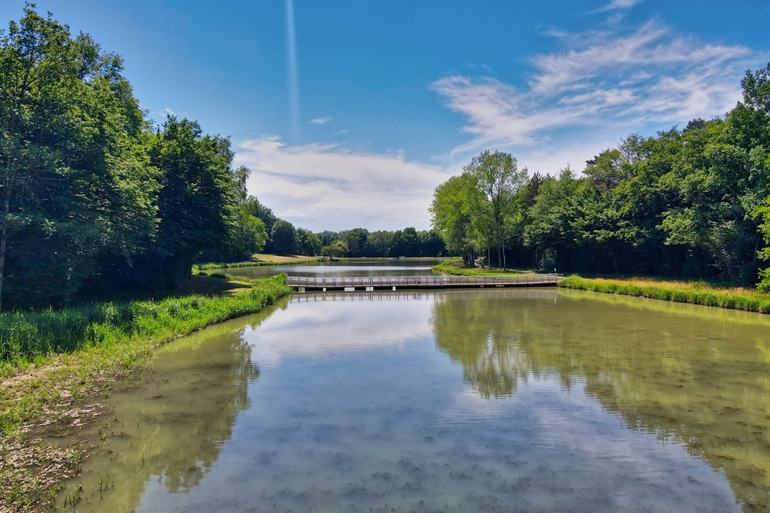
xmin=286 ymin=0 xmax=300 ymax=142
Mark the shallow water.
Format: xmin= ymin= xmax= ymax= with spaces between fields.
xmin=224 ymin=258 xmax=444 ymax=280
xmin=61 ymin=289 xmax=769 ymax=512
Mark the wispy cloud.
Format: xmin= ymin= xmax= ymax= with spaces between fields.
xmin=157 ymin=107 xmax=176 ymax=117
xmin=235 ymin=136 xmax=454 ymax=231
xmin=596 ymin=0 xmax=644 ymax=12
xmin=310 ymin=117 xmax=333 ymax=125
xmin=432 ymin=20 xmax=758 ymax=160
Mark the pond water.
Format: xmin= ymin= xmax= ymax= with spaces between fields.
xmin=224 ymin=258 xmax=445 ymax=280
xmin=61 ymin=289 xmax=770 ymax=512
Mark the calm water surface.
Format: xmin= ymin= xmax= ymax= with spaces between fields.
xmin=225 ymin=258 xmax=444 ymax=280
xmin=62 ymin=289 xmax=770 ymax=512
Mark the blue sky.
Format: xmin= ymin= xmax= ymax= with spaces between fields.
xmin=2 ymin=0 xmax=769 ymax=231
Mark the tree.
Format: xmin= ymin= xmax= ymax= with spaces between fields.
xmin=367 ymin=230 xmax=392 ymax=257
xmin=0 ymin=6 xmax=156 ymax=307
xmin=430 ymin=174 xmax=480 ymax=265
xmin=584 ymin=149 xmax=627 ymax=192
xmin=229 ymin=212 xmax=267 ymax=259
xmin=321 ymin=240 xmax=348 ymax=259
xmin=144 ymin=117 xmax=239 ymax=288
xmin=741 ymin=64 xmax=770 ymax=116
xmin=465 ymin=150 xmax=528 ymax=269
xmin=295 ymin=227 xmax=321 ymax=256
xmin=270 ymin=219 xmax=296 ymax=255
xmin=417 ymin=230 xmax=445 ymax=256
xmin=243 ymin=196 xmax=277 ymax=235
xmin=340 ymin=228 xmax=369 ymax=257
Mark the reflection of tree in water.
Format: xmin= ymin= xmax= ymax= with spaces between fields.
xmin=68 ymin=299 xmax=287 ymax=513
xmin=431 ymin=290 xmax=769 ymax=512
xmin=148 ymin=331 xmax=258 ymax=493
xmin=432 ymin=294 xmax=531 ymax=398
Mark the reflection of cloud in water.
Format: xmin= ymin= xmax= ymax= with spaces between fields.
xmin=441 ymin=376 xmax=739 ymax=511
xmin=243 ymin=292 xmax=435 ymax=366
xmin=64 ymin=290 xmax=766 ymax=512
xmin=432 ymin=289 xmax=770 ymax=511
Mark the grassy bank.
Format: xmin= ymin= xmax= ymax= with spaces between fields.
xmin=195 ymin=253 xmax=323 ymax=271
xmin=0 ymin=275 xmax=292 ymax=511
xmin=558 ymin=275 xmax=770 ymax=314
xmin=433 ymin=258 xmax=534 ymax=276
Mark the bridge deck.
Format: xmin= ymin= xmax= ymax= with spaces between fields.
xmin=288 ymin=274 xmax=563 ymax=291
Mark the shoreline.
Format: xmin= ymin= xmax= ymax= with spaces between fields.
xmin=557 ymin=276 xmax=770 ymax=314
xmin=0 ymin=275 xmax=292 ymax=512
xmin=432 ymin=260 xmax=770 ymax=314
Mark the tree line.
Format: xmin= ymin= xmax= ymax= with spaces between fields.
xmin=0 ymin=7 xmax=281 ymax=308
xmin=432 ymin=64 xmax=770 ymax=290
xmin=316 ymin=228 xmax=446 ymax=259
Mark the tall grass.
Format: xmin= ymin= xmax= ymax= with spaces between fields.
xmin=558 ymin=276 xmax=770 ymax=314
xmin=0 ymin=275 xmax=292 ymax=373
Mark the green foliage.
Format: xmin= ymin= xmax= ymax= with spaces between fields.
xmin=294 ymin=227 xmax=321 ymax=256
xmin=0 ymin=275 xmax=291 ymax=371
xmin=559 ymin=276 xmax=770 ymax=313
xmin=430 ymin=174 xmax=480 ymax=265
xmin=314 ymin=227 xmax=445 ymax=258
xmin=321 ymin=240 xmax=348 ymax=258
xmin=0 ymin=6 xmax=258 ymax=306
xmin=270 ymin=219 xmax=297 ymax=255
xmin=0 ymin=6 xmax=157 ymax=307
xmin=431 ymin=64 xmax=770 ymax=288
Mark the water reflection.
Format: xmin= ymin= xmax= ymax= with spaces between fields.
xmin=62 ymin=290 xmax=769 ymax=512
xmin=431 ymin=289 xmax=770 ymax=511
xmin=61 ymin=299 xmax=287 ymax=511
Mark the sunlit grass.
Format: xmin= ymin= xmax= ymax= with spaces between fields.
xmin=432 ymin=258 xmax=535 ymax=276
xmin=0 ymin=275 xmax=291 ymax=377
xmin=559 ymin=275 xmax=770 ymax=313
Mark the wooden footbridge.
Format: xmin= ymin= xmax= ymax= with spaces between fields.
xmin=288 ymin=274 xmax=564 ymax=292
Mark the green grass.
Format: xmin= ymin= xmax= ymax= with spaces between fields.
xmin=195 ymin=254 xmax=323 ymax=271
xmin=0 ymin=275 xmax=292 ymax=511
xmin=558 ymin=275 xmax=770 ymax=314
xmin=433 ymin=258 xmax=535 ymax=277
xmin=0 ymin=275 xmax=292 ymax=377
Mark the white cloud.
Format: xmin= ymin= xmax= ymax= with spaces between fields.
xmin=243 ymin=293 xmax=435 ymax=365
xmin=157 ymin=107 xmax=176 ymax=117
xmin=237 ymin=18 xmax=763 ymax=231
xmin=235 ymin=136 xmax=455 ymax=231
xmin=596 ymin=0 xmax=644 ymax=12
xmin=432 ymin=20 xmax=759 ymax=167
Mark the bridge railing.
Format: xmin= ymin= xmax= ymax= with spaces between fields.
xmin=287 ymin=274 xmax=563 ymax=288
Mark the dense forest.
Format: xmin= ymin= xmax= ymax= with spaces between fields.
xmin=431 ymin=65 xmax=770 ymax=290
xmin=0 ymin=7 xmax=280 ymax=308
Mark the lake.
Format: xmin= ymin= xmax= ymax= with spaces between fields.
xmin=223 ymin=258 xmax=446 ymax=280
xmin=61 ymin=288 xmax=769 ymax=512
